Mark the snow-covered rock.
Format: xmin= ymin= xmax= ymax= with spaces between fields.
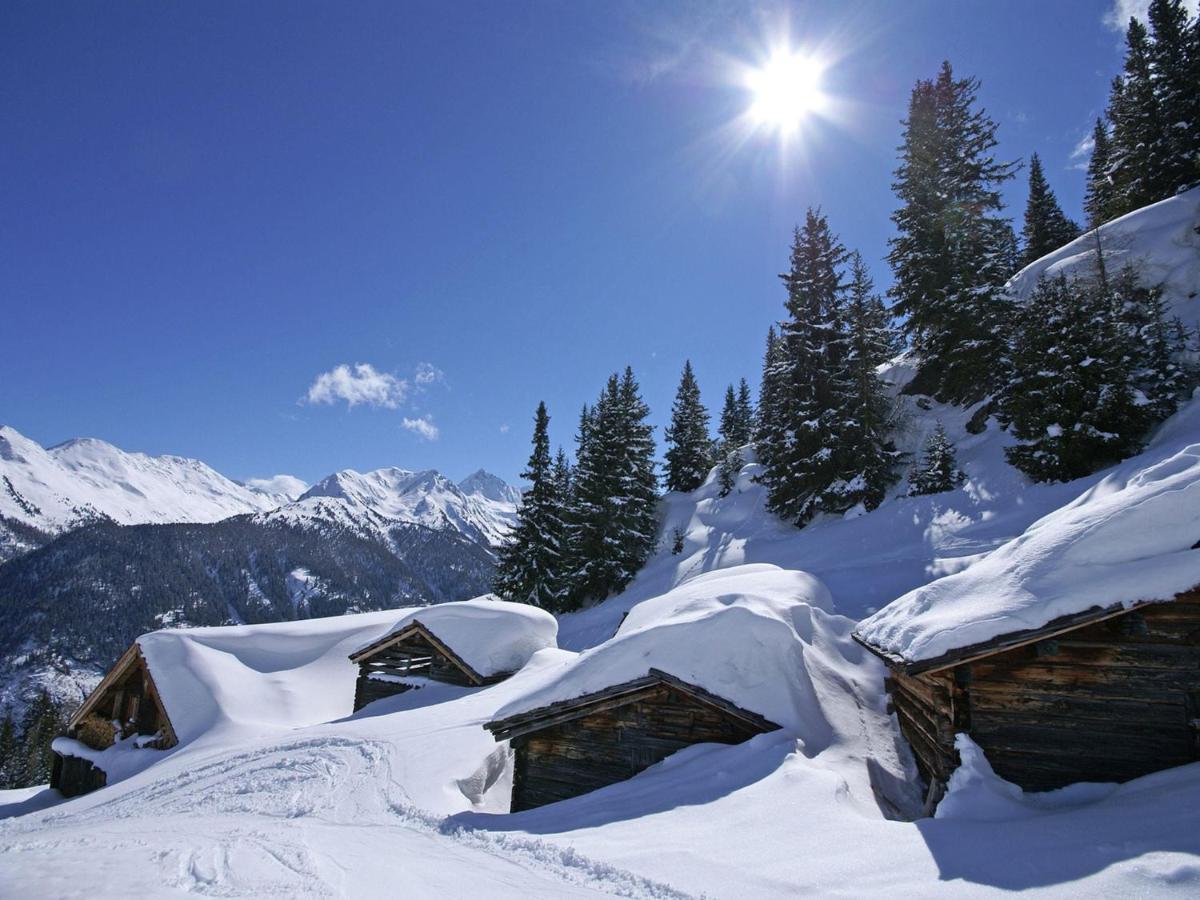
xmin=354 ymin=595 xmax=558 ymax=678
xmin=266 ymin=465 xmax=519 ymax=547
xmin=855 ymin=390 xmax=1200 ymax=665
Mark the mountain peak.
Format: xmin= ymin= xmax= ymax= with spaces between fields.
xmin=459 ymin=469 xmax=522 ymax=505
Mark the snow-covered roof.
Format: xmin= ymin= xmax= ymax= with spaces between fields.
xmin=491 ymin=564 xmax=854 ymax=737
xmin=1005 ymin=186 xmax=1200 ymax=331
xmin=134 ymin=609 xmax=405 ymax=744
xmin=855 ymin=392 xmax=1200 ymax=668
xmin=350 ymin=596 xmax=558 ymax=679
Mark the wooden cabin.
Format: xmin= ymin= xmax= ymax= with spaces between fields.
xmin=348 ymin=620 xmax=511 ymax=711
xmin=855 ymin=587 xmax=1200 ymax=803
xmin=51 ymin=642 xmax=178 ymax=798
xmin=485 ymin=668 xmax=780 ymax=812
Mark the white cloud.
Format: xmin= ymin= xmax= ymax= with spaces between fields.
xmin=305 ymin=363 xmax=408 ymax=409
xmin=1069 ymin=131 xmax=1096 ymax=170
xmin=402 ymin=415 xmax=440 ymax=441
xmin=499 ymin=423 xmax=510 ymax=434
xmin=414 ymin=362 xmax=444 ymax=386
xmin=1104 ymin=0 xmax=1198 ymax=29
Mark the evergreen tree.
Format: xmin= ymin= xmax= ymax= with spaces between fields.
xmin=0 ymin=708 xmax=17 ymax=788
xmin=1020 ymin=153 xmax=1081 ymax=267
xmin=493 ymin=402 xmax=568 ymax=610
xmin=1108 ymin=18 xmax=1163 ymax=213
xmin=1000 ymin=273 xmax=1148 ymax=482
xmin=755 ymin=326 xmax=785 ymax=465
xmin=888 ymin=61 xmax=1018 ymax=403
xmin=716 ymin=383 xmax=750 ymax=497
xmin=908 ymin=422 xmax=964 ymax=495
xmin=16 ymin=691 xmax=67 ymax=787
xmin=733 ymin=379 xmax=755 ymax=443
xmin=561 ymin=369 xmax=658 ymax=608
xmin=1084 ymin=118 xmax=1117 ymax=229
xmin=1112 ymin=264 xmax=1194 ymax=421
xmin=1147 ymin=0 xmax=1200 ymax=196
xmin=761 ymin=209 xmax=852 ymax=525
xmin=828 ymin=252 xmax=900 ymax=511
xmin=663 ymin=360 xmax=713 ymax=493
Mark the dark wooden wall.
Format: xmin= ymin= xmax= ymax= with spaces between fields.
xmin=51 ymin=753 xmax=107 ymax=798
xmin=510 ymin=684 xmax=764 ymax=812
xmin=891 ymin=594 xmax=1200 ymax=793
xmin=352 ymin=633 xmax=476 ymax=711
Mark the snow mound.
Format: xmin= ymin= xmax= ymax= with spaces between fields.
xmin=855 ymin=391 xmax=1200 ymax=665
xmin=496 ymin=564 xmax=873 ymax=748
xmin=354 ymin=596 xmax=558 ymax=678
xmin=137 ymin=609 xmax=404 ymax=745
xmin=1005 ymin=186 xmax=1200 ymax=330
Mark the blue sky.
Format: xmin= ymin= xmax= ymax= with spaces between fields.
xmin=1 ymin=1 xmax=1140 ymax=485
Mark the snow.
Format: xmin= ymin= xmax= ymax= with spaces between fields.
xmin=0 ymin=425 xmax=281 ymax=537
xmin=495 ymin=565 xmax=853 ymax=739
xmin=353 ymin=595 xmax=559 ymax=678
xmin=1005 ymin=186 xmax=1200 ymax=331
xmin=243 ymin=473 xmax=310 ymax=503
xmin=855 ymin=389 xmax=1200 ymax=664
xmin=268 ymin=465 xmax=519 ymax=547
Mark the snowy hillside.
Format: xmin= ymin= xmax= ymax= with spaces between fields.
xmin=1005 ymin=185 xmax=1200 ymax=329
xmin=0 ymin=426 xmax=286 ymax=558
xmin=266 ymin=465 xmax=519 ymax=548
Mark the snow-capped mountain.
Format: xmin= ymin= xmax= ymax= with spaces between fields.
xmin=264 ymin=466 xmax=520 ymax=549
xmin=0 ymin=426 xmax=287 ymax=559
xmin=242 ymin=474 xmax=310 ymax=506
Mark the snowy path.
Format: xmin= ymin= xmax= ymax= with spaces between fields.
xmin=0 ymin=733 xmax=689 ymax=899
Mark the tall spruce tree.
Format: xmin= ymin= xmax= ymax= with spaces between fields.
xmin=493 ymin=402 xmax=568 ymax=610
xmin=562 ymin=369 xmax=658 ymax=608
xmin=733 ymin=379 xmax=755 ymax=442
xmin=888 ymin=61 xmax=1018 ymax=403
xmin=756 ymin=325 xmax=785 ymax=463
xmin=908 ymin=422 xmax=964 ymax=495
xmin=1084 ymin=118 xmax=1117 ymax=229
xmin=828 ymin=252 xmax=900 ymax=511
xmin=1147 ymin=0 xmax=1200 ymax=194
xmin=663 ymin=360 xmax=713 ymax=493
xmin=1109 ymin=18 xmax=1163 ymax=213
xmin=717 ymin=382 xmax=753 ymax=497
xmin=0 ymin=708 xmax=17 ymax=789
xmin=761 ymin=209 xmax=852 ymax=525
xmin=1020 ymin=153 xmax=1081 ymax=267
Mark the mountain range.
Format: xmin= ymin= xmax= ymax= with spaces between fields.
xmin=0 ymin=425 xmax=519 ymax=562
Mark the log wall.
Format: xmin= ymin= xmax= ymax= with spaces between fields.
xmin=352 ymin=633 xmax=477 ymax=711
xmin=891 ymin=594 xmax=1200 ymax=793
xmin=510 ymin=684 xmax=765 ymax=812
xmin=51 ymin=753 xmax=107 ymax=798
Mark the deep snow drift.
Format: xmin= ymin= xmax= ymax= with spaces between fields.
xmin=857 ymin=389 xmax=1200 ymax=664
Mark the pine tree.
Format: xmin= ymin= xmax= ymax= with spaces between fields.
xmin=1113 ymin=264 xmax=1194 ymax=421
xmin=16 ymin=691 xmax=67 ymax=787
xmin=493 ymin=402 xmax=568 ymax=610
xmin=561 ymin=369 xmax=658 ymax=608
xmin=663 ymin=360 xmax=713 ymax=493
xmin=755 ymin=325 xmax=785 ymax=466
xmin=716 ymin=384 xmax=748 ymax=497
xmin=733 ymin=379 xmax=755 ymax=443
xmin=1000 ymin=273 xmax=1148 ymax=482
xmin=1020 ymin=153 xmax=1081 ymax=267
xmin=1109 ymin=18 xmax=1166 ymax=214
xmin=828 ymin=252 xmax=900 ymax=511
xmin=1084 ymin=118 xmax=1117 ymax=230
xmin=888 ymin=61 xmax=1018 ymax=403
xmin=908 ymin=422 xmax=964 ymax=495
xmin=1147 ymin=0 xmax=1200 ymax=196
xmin=761 ymin=209 xmax=851 ymax=525
xmin=0 ymin=708 xmax=18 ymax=789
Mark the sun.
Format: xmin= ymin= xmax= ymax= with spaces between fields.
xmin=746 ymin=51 xmax=826 ymax=133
